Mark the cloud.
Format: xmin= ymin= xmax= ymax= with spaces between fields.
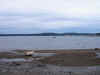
xmin=0 ymin=0 xmax=100 ymax=33
xmin=0 ymin=13 xmax=100 ymax=30
xmin=0 ymin=0 xmax=100 ymax=16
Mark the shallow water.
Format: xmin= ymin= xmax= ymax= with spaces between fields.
xmin=46 ymin=64 xmax=97 ymax=72
xmin=32 ymin=53 xmax=56 ymax=57
xmin=0 ymin=58 xmax=27 ymax=62
xmin=96 ymin=53 xmax=100 ymax=58
xmin=0 ymin=36 xmax=100 ymax=51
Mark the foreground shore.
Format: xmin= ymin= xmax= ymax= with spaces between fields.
xmin=0 ymin=49 xmax=100 ymax=75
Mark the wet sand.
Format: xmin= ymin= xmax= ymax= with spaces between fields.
xmin=0 ymin=49 xmax=100 ymax=75
xmin=0 ymin=49 xmax=99 ymax=66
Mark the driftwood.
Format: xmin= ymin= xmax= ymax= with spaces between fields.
xmin=24 ymin=51 xmax=34 ymax=56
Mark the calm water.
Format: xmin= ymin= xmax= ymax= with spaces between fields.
xmin=0 ymin=36 xmax=100 ymax=51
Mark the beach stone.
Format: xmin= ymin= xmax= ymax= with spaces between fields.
xmin=37 ymin=64 xmax=46 ymax=67
xmin=95 ymin=48 xmax=100 ymax=51
xmin=9 ymin=62 xmax=21 ymax=66
xmin=1 ymin=69 xmax=8 ymax=72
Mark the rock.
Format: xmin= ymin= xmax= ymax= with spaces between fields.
xmin=37 ymin=64 xmax=46 ymax=67
xmin=10 ymin=62 xmax=21 ymax=66
xmin=24 ymin=51 xmax=34 ymax=56
xmin=1 ymin=69 xmax=8 ymax=72
xmin=95 ymin=48 xmax=100 ymax=51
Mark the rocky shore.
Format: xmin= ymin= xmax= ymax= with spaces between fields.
xmin=0 ymin=49 xmax=100 ymax=75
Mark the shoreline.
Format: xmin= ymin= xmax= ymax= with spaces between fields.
xmin=0 ymin=49 xmax=99 ymax=75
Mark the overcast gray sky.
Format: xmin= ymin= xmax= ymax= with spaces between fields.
xmin=0 ymin=0 xmax=100 ymax=33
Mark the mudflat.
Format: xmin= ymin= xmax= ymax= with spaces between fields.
xmin=0 ymin=49 xmax=99 ymax=66
xmin=0 ymin=49 xmax=99 ymax=75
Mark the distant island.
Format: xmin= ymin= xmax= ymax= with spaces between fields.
xmin=0 ymin=33 xmax=100 ymax=36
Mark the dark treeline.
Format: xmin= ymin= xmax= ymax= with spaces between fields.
xmin=0 ymin=33 xmax=100 ymax=36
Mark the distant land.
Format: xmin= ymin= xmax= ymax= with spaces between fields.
xmin=0 ymin=33 xmax=100 ymax=36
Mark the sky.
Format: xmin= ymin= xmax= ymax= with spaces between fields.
xmin=0 ymin=0 xmax=100 ymax=33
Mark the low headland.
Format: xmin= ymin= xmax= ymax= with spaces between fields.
xmin=0 ymin=32 xmax=100 ymax=36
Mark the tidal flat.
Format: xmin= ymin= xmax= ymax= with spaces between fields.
xmin=0 ymin=49 xmax=100 ymax=75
